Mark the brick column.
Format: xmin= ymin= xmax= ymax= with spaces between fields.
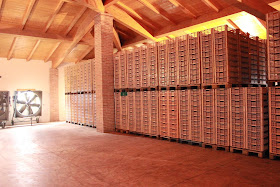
xmin=94 ymin=13 xmax=115 ymax=133
xmin=50 ymin=68 xmax=59 ymax=122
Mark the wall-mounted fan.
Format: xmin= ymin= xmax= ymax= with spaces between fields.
xmin=0 ymin=91 xmax=9 ymax=128
xmin=12 ymin=91 xmax=42 ymax=125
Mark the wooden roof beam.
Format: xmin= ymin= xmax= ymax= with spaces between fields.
xmin=7 ymin=37 xmax=18 ymax=60
xmin=52 ymin=10 xmax=96 ymax=68
xmin=106 ymin=6 xmax=157 ymax=41
xmin=137 ymin=0 xmax=176 ymax=24
xmin=75 ymin=45 xmax=94 ymax=63
xmin=89 ymin=0 xmax=105 ymax=12
xmin=201 ymin=0 xmax=220 ymax=12
xmin=227 ymin=19 xmax=241 ymax=30
xmin=45 ymin=42 xmax=61 ymax=62
xmin=21 ymin=0 xmax=37 ymax=30
xmin=63 ymin=6 xmax=87 ymax=36
xmin=104 ymin=0 xmax=120 ymax=8
xmin=27 ymin=39 xmax=40 ymax=61
xmin=167 ymin=0 xmax=197 ymax=18
xmin=223 ymin=0 xmax=277 ymax=20
xmin=44 ymin=1 xmax=64 ymax=32
xmin=113 ymin=28 xmax=122 ymax=51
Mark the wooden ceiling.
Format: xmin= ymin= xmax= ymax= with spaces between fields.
xmin=0 ymin=0 xmax=279 ymax=68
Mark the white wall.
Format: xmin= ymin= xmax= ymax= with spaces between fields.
xmin=0 ymin=58 xmax=52 ymax=125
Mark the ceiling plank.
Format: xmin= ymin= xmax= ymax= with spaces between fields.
xmin=21 ymin=0 xmax=37 ymax=30
xmin=75 ymin=45 xmax=94 ymax=63
xmin=43 ymin=1 xmax=64 ymax=32
xmin=0 ymin=28 xmax=72 ymax=43
xmin=104 ymin=0 xmax=119 ymax=8
xmin=52 ymin=10 xmax=96 ymax=68
xmin=137 ymin=0 xmax=176 ymax=23
xmin=113 ymin=28 xmax=122 ymax=51
xmin=227 ymin=19 xmax=241 ymax=29
xmin=7 ymin=37 xmax=18 ymax=60
xmin=106 ymin=6 xmax=157 ymax=41
xmin=201 ymin=0 xmax=220 ymax=12
xmin=63 ymin=6 xmax=87 ymax=36
xmin=116 ymin=28 xmax=133 ymax=38
xmin=27 ymin=39 xmax=41 ymax=61
xmin=116 ymin=2 xmax=142 ymax=20
xmin=155 ymin=6 xmax=242 ymax=38
xmin=45 ymin=42 xmax=61 ymax=62
xmin=0 ymin=0 xmax=5 ymax=22
xmin=223 ymin=0 xmax=277 ymax=20
xmin=63 ymin=0 xmax=99 ymax=12
xmin=167 ymin=0 xmax=197 ymax=18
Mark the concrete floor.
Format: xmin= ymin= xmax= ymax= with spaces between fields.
xmin=0 ymin=123 xmax=280 ymax=187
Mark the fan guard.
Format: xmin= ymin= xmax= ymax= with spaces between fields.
xmin=15 ymin=91 xmax=42 ymax=118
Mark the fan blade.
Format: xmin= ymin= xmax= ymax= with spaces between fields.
xmin=19 ymin=105 xmax=27 ymax=113
xmin=28 ymin=106 xmax=33 ymax=115
xmin=17 ymin=100 xmax=26 ymax=104
xmin=30 ymin=103 xmax=40 ymax=107
xmin=25 ymin=93 xmax=29 ymax=102
xmin=29 ymin=94 xmax=38 ymax=103
xmin=0 ymin=111 xmax=4 ymax=116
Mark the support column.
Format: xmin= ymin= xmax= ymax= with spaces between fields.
xmin=50 ymin=68 xmax=59 ymax=122
xmin=94 ymin=13 xmax=115 ymax=133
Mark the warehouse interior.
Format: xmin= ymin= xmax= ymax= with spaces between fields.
xmin=1 ymin=0 xmax=280 ymax=186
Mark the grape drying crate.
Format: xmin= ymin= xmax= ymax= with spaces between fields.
xmin=0 ymin=91 xmax=9 ymax=128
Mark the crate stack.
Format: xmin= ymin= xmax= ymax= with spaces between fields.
xmin=267 ymin=11 xmax=280 ymax=159
xmin=64 ymin=60 xmax=95 ymax=127
xmin=189 ymin=33 xmax=201 ymax=86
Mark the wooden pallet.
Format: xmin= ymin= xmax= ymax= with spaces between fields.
xmin=269 ymin=153 xmax=280 ymax=160
xmin=159 ymin=136 xmax=179 ymax=142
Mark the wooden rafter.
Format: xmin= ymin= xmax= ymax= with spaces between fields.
xmin=63 ymin=6 xmax=87 ymax=36
xmin=75 ymin=45 xmax=94 ymax=63
xmin=52 ymin=10 xmax=96 ymax=68
xmin=45 ymin=42 xmax=61 ymax=62
xmin=201 ymin=0 xmax=220 ymax=12
xmin=116 ymin=28 xmax=133 ymax=38
xmin=104 ymin=0 xmax=119 ymax=8
xmin=167 ymin=0 xmax=197 ymax=18
xmin=21 ymin=0 xmax=37 ymax=30
xmin=89 ymin=0 xmax=104 ymax=12
xmin=0 ymin=28 xmax=72 ymax=43
xmin=223 ymin=0 xmax=277 ymax=20
xmin=43 ymin=1 xmax=64 ymax=32
xmin=113 ymin=28 xmax=122 ymax=51
xmin=106 ymin=6 xmax=157 ymax=41
xmin=257 ymin=18 xmax=266 ymax=29
xmin=63 ymin=0 xmax=99 ymax=12
xmin=227 ymin=19 xmax=241 ymax=30
xmin=27 ymin=39 xmax=41 ymax=61
xmin=7 ymin=37 xmax=18 ymax=60
xmin=0 ymin=0 xmax=4 ymax=21
xmin=137 ymin=0 xmax=176 ymax=24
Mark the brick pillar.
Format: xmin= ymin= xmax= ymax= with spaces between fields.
xmin=50 ymin=68 xmax=59 ymax=122
xmin=94 ymin=13 xmax=115 ymax=133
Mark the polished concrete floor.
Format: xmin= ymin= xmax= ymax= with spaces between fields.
xmin=0 ymin=123 xmax=280 ymax=186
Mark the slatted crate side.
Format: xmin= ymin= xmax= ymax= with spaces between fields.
xmin=93 ymin=93 xmax=96 ymax=126
xmin=179 ymin=89 xmax=189 ymax=140
xmin=148 ymin=43 xmax=158 ymax=88
xmin=80 ymin=93 xmax=85 ymax=125
xmin=87 ymin=60 xmax=93 ymax=92
xmin=246 ymin=87 xmax=269 ymax=152
xmin=258 ymin=39 xmax=267 ymax=85
xmin=120 ymin=93 xmax=128 ymax=130
xmin=77 ymin=94 xmax=82 ymax=124
xmin=127 ymin=92 xmax=135 ymax=132
xmin=114 ymin=53 xmax=121 ymax=89
xmin=159 ymin=89 xmax=169 ymax=137
xmin=134 ymin=48 xmax=142 ymax=89
xmin=141 ymin=46 xmax=150 ymax=88
xmin=127 ymin=50 xmax=134 ymax=89
xmin=92 ymin=59 xmax=95 ymax=92
xmin=142 ymin=91 xmax=150 ymax=135
xmin=188 ymin=33 xmax=201 ymax=85
xmin=177 ymin=35 xmax=189 ymax=86
xmin=82 ymin=62 xmax=88 ymax=92
xmin=269 ymin=87 xmax=280 ymax=155
xmin=168 ymin=90 xmax=179 ymax=138
xmin=150 ymin=90 xmax=159 ymax=136
xmin=134 ymin=91 xmax=142 ymax=133
xmin=89 ymin=92 xmax=94 ymax=126
xmin=202 ymin=88 xmax=216 ymax=145
xmin=238 ymin=32 xmax=251 ymax=84
xmin=120 ymin=51 xmax=127 ymax=89
xmin=215 ymin=88 xmax=230 ymax=147
xmin=83 ymin=93 xmax=88 ymax=125
xmin=213 ymin=25 xmax=239 ymax=84
xmin=158 ymin=40 xmax=169 ymax=87
xmin=230 ymin=87 xmax=246 ymax=149
xmin=189 ymin=89 xmax=202 ymax=142
xmin=64 ymin=67 xmax=70 ymax=93
xmin=168 ymin=39 xmax=178 ymax=87
xmin=65 ymin=94 xmax=69 ymax=121
xmin=114 ymin=92 xmax=121 ymax=130
xmin=267 ymin=11 xmax=280 ymax=81
xmin=201 ymin=28 xmax=215 ymax=85
xmin=249 ymin=37 xmax=259 ymax=84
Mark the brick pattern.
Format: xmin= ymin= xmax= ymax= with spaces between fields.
xmin=50 ymin=68 xmax=59 ymax=122
xmin=94 ymin=13 xmax=115 ymax=133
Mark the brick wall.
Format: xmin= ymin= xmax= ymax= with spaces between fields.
xmin=50 ymin=68 xmax=59 ymax=122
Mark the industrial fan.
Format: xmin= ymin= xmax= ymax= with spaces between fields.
xmin=0 ymin=91 xmax=9 ymax=128
xmin=12 ymin=90 xmax=42 ymax=125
